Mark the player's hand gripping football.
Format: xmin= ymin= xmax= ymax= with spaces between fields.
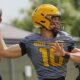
xmin=51 ymin=41 xmax=66 ymax=56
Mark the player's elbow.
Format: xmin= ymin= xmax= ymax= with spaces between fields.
xmin=0 ymin=50 xmax=21 ymax=59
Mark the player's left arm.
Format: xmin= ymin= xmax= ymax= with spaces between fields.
xmin=52 ymin=42 xmax=80 ymax=63
xmin=69 ymin=48 xmax=80 ymax=63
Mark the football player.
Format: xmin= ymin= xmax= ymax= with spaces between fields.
xmin=0 ymin=4 xmax=80 ymax=80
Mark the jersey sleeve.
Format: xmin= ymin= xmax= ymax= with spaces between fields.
xmin=67 ymin=42 xmax=75 ymax=52
xmin=66 ymin=35 xmax=76 ymax=52
xmin=61 ymin=31 xmax=76 ymax=52
xmin=19 ymin=36 xmax=30 ymax=56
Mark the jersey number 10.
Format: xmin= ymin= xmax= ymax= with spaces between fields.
xmin=39 ymin=48 xmax=64 ymax=67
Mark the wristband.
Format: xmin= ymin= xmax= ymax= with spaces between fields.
xmin=63 ymin=53 xmax=70 ymax=59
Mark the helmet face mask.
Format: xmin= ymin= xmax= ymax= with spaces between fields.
xmin=48 ymin=15 xmax=61 ymax=28
xmin=48 ymin=15 xmax=61 ymax=36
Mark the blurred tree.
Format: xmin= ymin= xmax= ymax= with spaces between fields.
xmin=69 ymin=0 xmax=80 ymax=37
xmin=71 ymin=20 xmax=80 ymax=37
xmin=70 ymin=0 xmax=80 ymax=10
xmin=56 ymin=0 xmax=80 ymax=36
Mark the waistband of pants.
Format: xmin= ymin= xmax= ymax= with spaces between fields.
xmin=43 ymin=76 xmax=65 ymax=80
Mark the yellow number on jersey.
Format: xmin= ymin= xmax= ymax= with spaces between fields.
xmin=39 ymin=47 xmax=64 ymax=67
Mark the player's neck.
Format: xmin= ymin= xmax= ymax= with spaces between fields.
xmin=40 ymin=28 xmax=54 ymax=39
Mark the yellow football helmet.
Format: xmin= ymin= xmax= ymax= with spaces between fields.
xmin=32 ymin=4 xmax=60 ymax=30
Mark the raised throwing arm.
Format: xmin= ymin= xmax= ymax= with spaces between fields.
xmin=0 ymin=34 xmax=22 ymax=58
